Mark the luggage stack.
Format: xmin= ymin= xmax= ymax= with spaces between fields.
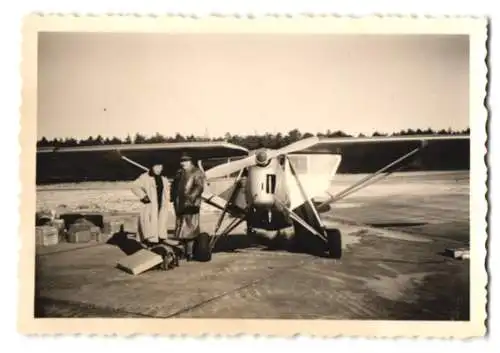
xmin=35 ymin=211 xmax=139 ymax=247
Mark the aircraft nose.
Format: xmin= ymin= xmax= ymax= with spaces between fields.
xmin=255 ymin=150 xmax=268 ymax=165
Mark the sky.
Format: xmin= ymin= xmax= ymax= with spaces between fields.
xmin=37 ymin=33 xmax=469 ymax=140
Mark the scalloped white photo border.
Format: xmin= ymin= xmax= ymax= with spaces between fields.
xmin=17 ymin=13 xmax=489 ymax=338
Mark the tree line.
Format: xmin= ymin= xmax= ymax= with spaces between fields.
xmin=37 ymin=127 xmax=470 ymax=150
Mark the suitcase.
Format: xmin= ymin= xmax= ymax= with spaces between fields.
xmin=116 ymin=249 xmax=164 ymax=275
xmin=36 ymin=226 xmax=59 ymax=246
xmin=89 ymin=226 xmax=102 ymax=241
xmin=103 ymin=220 xmax=123 ymax=235
xmin=94 ymin=231 xmax=112 ymax=243
xmin=67 ymin=229 xmax=92 ymax=243
xmin=66 ymin=218 xmax=98 ymax=243
xmin=122 ymin=217 xmax=138 ymax=234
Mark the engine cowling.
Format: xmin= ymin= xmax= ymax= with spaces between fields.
xmin=255 ymin=149 xmax=269 ymax=166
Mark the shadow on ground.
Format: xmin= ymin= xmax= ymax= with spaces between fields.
xmin=105 ymin=228 xmax=328 ymax=259
xmin=106 ymin=231 xmax=144 ymax=255
xmin=368 ymin=222 xmax=428 ymax=228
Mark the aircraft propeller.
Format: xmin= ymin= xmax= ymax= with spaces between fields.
xmin=204 ymin=136 xmax=320 ymax=180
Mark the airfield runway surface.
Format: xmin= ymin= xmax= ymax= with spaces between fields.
xmin=35 ymin=171 xmax=470 ymax=320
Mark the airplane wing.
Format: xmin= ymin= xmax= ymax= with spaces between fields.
xmin=308 ymin=134 xmax=469 ymax=146
xmin=301 ymin=134 xmax=470 ymax=172
xmin=37 ymin=141 xmax=249 ymax=184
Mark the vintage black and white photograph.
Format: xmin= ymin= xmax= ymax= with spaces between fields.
xmin=18 ymin=15 xmax=487 ymax=337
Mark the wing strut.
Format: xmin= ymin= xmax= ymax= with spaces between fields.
xmin=115 ymin=150 xmax=149 ymax=172
xmin=275 ymin=198 xmax=327 ymax=242
xmin=214 ymin=168 xmax=245 ymax=234
xmin=209 ymin=216 xmax=246 ymax=251
xmin=318 ymin=144 xmax=425 ymax=210
xmin=118 ymin=152 xmax=149 ymax=172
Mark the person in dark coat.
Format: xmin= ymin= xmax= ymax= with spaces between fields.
xmin=170 ymin=153 xmax=206 ymax=260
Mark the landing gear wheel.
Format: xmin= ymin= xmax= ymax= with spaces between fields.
xmin=194 ymin=232 xmax=212 ymax=262
xmin=326 ymin=228 xmax=342 ymax=259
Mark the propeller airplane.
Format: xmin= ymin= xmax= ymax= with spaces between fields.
xmin=36 ymin=134 xmax=470 ymax=262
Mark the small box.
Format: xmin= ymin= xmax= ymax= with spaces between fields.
xmin=94 ymin=231 xmax=111 ymax=243
xmin=36 ymin=226 xmax=59 ymax=246
xmin=103 ymin=220 xmax=123 ymax=235
xmin=67 ymin=230 xmax=92 ymax=243
xmin=52 ymin=219 xmax=66 ymax=232
xmin=116 ymin=249 xmax=163 ymax=275
xmin=122 ymin=217 xmax=139 ymax=234
xmin=89 ymin=225 xmax=101 ymax=241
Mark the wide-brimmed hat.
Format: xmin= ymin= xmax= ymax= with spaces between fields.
xmin=180 ymin=152 xmax=192 ymax=162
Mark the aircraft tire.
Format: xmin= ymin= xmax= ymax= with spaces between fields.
xmin=326 ymin=228 xmax=342 ymax=259
xmin=194 ymin=232 xmax=212 ymax=262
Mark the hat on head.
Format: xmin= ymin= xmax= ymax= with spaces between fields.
xmin=180 ymin=152 xmax=192 ymax=162
xmin=150 ymin=155 xmax=164 ymax=166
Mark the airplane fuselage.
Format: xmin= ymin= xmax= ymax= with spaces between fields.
xmin=243 ymin=150 xmax=293 ymax=231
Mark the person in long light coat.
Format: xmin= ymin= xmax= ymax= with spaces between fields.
xmin=131 ymin=161 xmax=170 ymax=246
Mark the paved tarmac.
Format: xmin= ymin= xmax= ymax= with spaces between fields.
xmin=34 ymin=171 xmax=470 ymax=320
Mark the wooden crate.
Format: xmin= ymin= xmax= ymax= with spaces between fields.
xmin=89 ymin=226 xmax=102 ymax=241
xmin=94 ymin=231 xmax=112 ymax=243
xmin=67 ymin=229 xmax=92 ymax=243
xmin=36 ymin=226 xmax=59 ymax=246
xmin=122 ymin=217 xmax=139 ymax=234
xmin=103 ymin=220 xmax=123 ymax=235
